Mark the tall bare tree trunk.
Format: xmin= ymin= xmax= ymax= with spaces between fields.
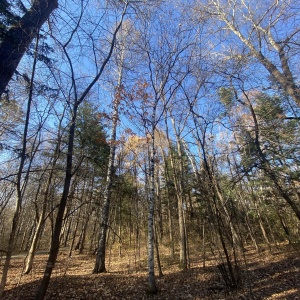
xmin=93 ymin=62 xmax=123 ymax=273
xmin=147 ymin=123 xmax=158 ymax=293
xmin=168 ymin=118 xmax=188 ymax=269
xmin=159 ymin=147 xmax=175 ymax=259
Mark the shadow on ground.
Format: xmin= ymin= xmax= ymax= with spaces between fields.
xmin=2 ymin=253 xmax=300 ymax=299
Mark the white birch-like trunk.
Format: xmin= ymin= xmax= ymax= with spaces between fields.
xmin=147 ymin=120 xmax=158 ymax=293
xmin=93 ymin=53 xmax=124 ymax=273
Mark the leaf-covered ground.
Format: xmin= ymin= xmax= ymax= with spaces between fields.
xmin=1 ymin=244 xmax=300 ymax=299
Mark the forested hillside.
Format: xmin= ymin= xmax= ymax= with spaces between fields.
xmin=0 ymin=1 xmax=299 ymax=299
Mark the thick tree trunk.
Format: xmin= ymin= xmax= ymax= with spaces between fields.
xmin=0 ymin=0 xmax=58 ymax=97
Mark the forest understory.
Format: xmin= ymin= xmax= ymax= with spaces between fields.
xmin=1 ymin=243 xmax=300 ymax=300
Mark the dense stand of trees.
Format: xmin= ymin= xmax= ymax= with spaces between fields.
xmin=0 ymin=0 xmax=300 ymax=299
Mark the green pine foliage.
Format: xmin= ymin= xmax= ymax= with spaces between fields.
xmin=75 ymin=102 xmax=110 ymax=174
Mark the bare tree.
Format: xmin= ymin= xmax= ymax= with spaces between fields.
xmin=206 ymin=0 xmax=300 ymax=106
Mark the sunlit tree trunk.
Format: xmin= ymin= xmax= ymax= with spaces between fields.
xmin=165 ymin=116 xmax=188 ymax=269
xmin=147 ymin=120 xmax=158 ymax=293
xmin=159 ymin=146 xmax=175 ymax=259
xmin=154 ymin=219 xmax=163 ymax=277
xmin=93 ymin=53 xmax=124 ymax=273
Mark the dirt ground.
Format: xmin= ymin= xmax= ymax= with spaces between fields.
xmin=1 ymin=243 xmax=300 ymax=300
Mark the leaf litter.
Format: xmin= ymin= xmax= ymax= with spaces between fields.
xmin=1 ymin=243 xmax=300 ymax=299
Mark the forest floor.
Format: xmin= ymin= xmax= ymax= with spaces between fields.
xmin=1 ymin=242 xmax=300 ymax=300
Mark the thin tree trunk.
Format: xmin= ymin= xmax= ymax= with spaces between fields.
xmin=147 ymin=126 xmax=158 ymax=293
xmin=78 ymin=214 xmax=90 ymax=254
xmin=24 ymin=123 xmax=63 ymax=274
xmin=154 ymin=220 xmax=163 ymax=277
xmin=69 ymin=210 xmax=81 ymax=257
xmin=118 ymin=196 xmax=122 ymax=258
xmin=160 ymin=148 xmax=175 ymax=259
xmin=252 ymin=193 xmax=272 ymax=250
xmin=93 ymin=63 xmax=123 ymax=273
xmin=237 ymin=191 xmax=260 ymax=253
xmin=169 ymin=119 xmax=187 ymax=269
xmin=167 ymin=196 xmax=175 ymax=259
xmin=79 ymin=176 xmax=94 ymax=254
xmin=202 ymin=223 xmax=206 ymax=268
xmin=0 ymin=36 xmax=38 ymax=297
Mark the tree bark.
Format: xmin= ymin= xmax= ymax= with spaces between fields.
xmin=147 ymin=127 xmax=158 ymax=293
xmin=0 ymin=0 xmax=58 ymax=97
